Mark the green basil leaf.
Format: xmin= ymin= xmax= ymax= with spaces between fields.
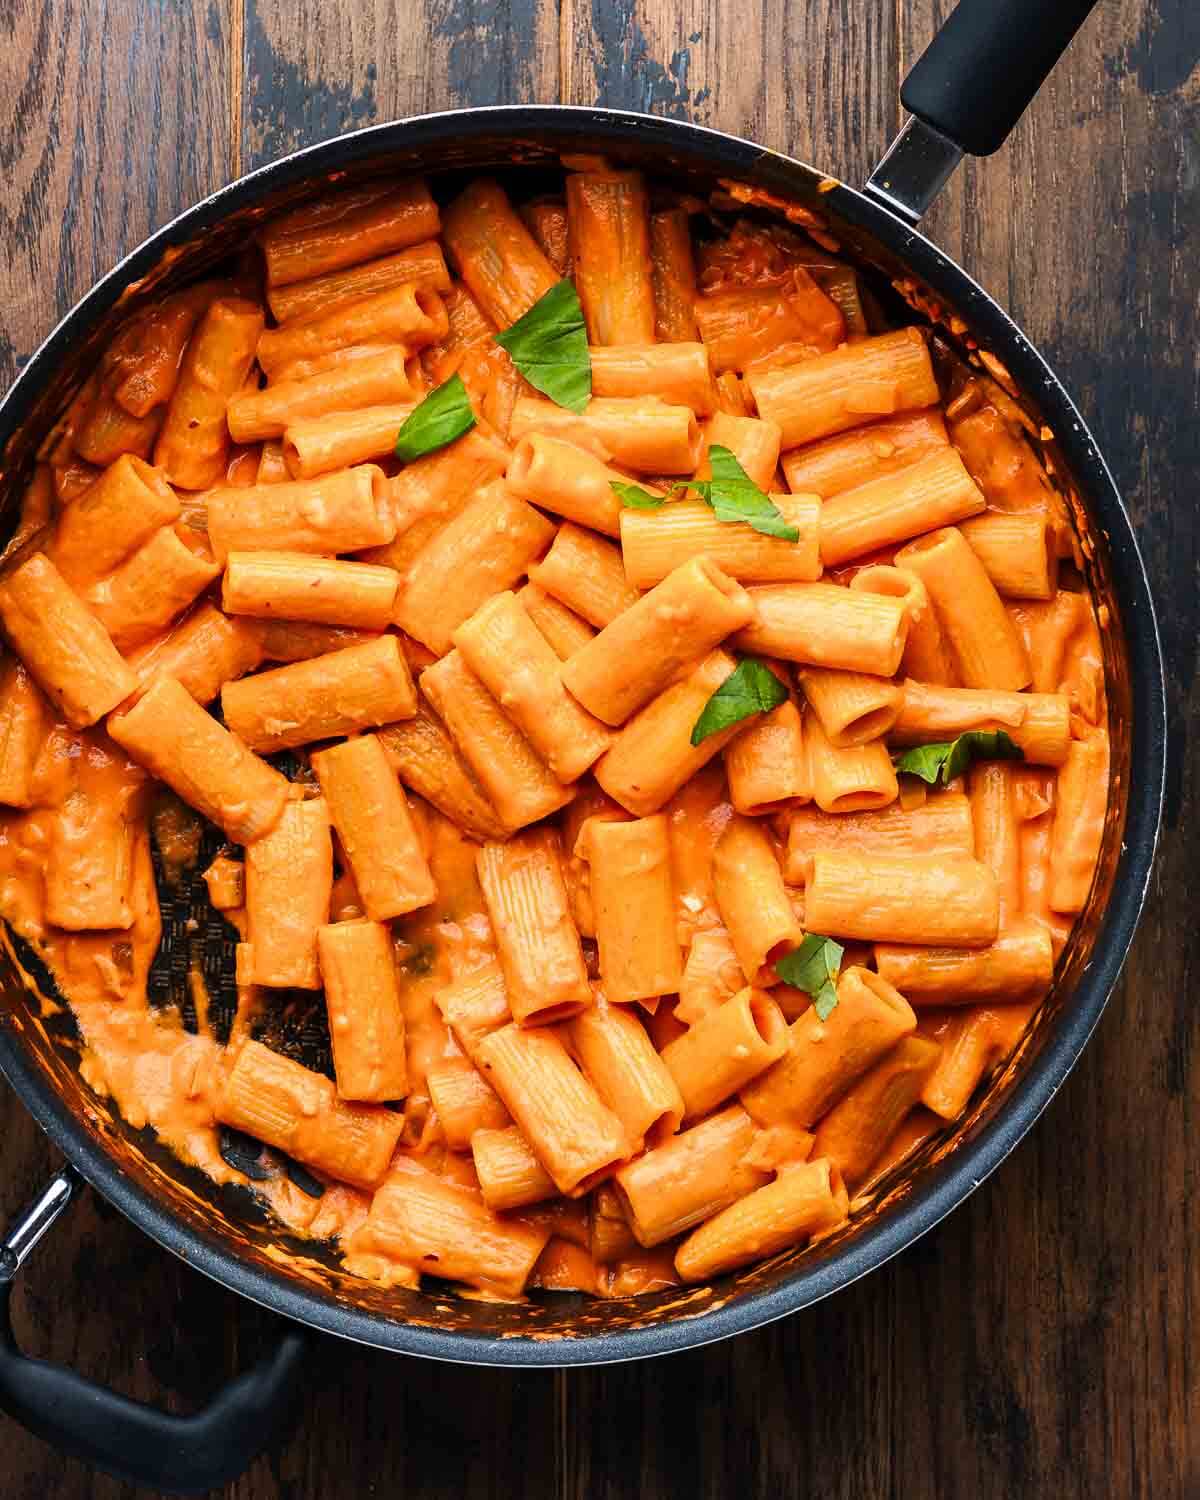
xmin=690 ymin=445 xmax=799 ymax=541
xmin=394 ymin=373 xmax=476 ymax=462
xmin=494 ymin=280 xmax=591 ymax=413
xmin=610 ymin=480 xmax=666 ymax=510
xmin=893 ymin=728 xmax=1025 ymax=786
xmin=690 ymin=657 xmax=788 ymax=746
xmin=775 ymin=933 xmax=845 ymax=1021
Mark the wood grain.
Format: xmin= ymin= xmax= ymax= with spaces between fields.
xmin=1 ymin=2 xmax=1197 ymax=1497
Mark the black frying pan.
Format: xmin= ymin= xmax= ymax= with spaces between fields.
xmin=0 ymin=1 xmax=1167 ymax=1492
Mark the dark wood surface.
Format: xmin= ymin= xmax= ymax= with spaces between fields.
xmin=1 ymin=2 xmax=1197 ymax=1495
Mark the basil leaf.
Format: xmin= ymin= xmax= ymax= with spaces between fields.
xmin=690 ymin=445 xmax=799 ymax=541
xmin=494 ymin=280 xmax=591 ymax=413
xmin=610 ymin=480 xmax=666 ymax=510
xmin=893 ymin=729 xmax=1025 ymax=786
xmin=775 ymin=934 xmax=845 ymax=1021
xmin=690 ymin=657 xmax=788 ymax=746
xmin=394 ymin=373 xmax=476 ymax=462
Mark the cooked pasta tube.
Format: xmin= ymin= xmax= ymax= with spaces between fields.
xmin=255 ymin=441 xmax=290 ymax=484
xmin=420 ymin=651 xmax=574 ymax=832
xmin=515 ymin=583 xmax=596 ymax=660
xmin=649 ymin=206 xmax=700 ymax=341
xmin=108 ymin=675 xmax=287 ymax=843
xmin=351 ymin=1157 xmax=549 ymax=1296
xmin=470 ymin=1126 xmax=558 ymax=1210
xmin=317 ymin=920 xmax=408 ymax=1102
xmin=72 ymin=387 xmax=160 ymax=468
xmin=921 ymin=1003 xmax=1034 ymax=1119
xmin=475 ymin=1024 xmax=628 ymax=1194
xmin=311 ymin=734 xmax=436 ymax=920
xmin=595 ymin=650 xmax=752 ymax=816
xmin=1007 ymin=591 xmax=1084 ymax=695
xmin=267 ymin=241 xmax=451 ymax=325
xmin=376 ymin=704 xmax=507 ymax=842
xmin=798 ymin=666 xmax=902 ymax=748
xmin=153 ymin=298 xmax=264 ymax=490
xmin=661 ymin=987 xmax=790 ymax=1119
xmin=505 ymin=433 xmax=635 ymax=538
xmin=259 ymin=180 xmax=440 ymax=287
xmin=894 ymin=527 xmax=1031 ymax=690
xmin=435 ymin=961 xmax=512 ymax=1061
xmin=619 ymin=495 xmax=822 ymax=589
xmin=713 ymin=371 xmax=750 ymax=417
xmin=746 ymin=328 xmax=940 ymax=448
xmin=93 ymin=281 xmax=228 ymax=420
xmin=222 ymin=636 xmax=416 ymax=753
xmin=568 ymin=998 xmax=684 ymax=1147
xmin=519 ymin=197 xmax=571 ymax=274
xmin=804 ymin=712 xmax=898 ymax=814
xmin=567 ymin=170 xmax=656 ymax=345
xmin=783 ymin=791 xmax=974 ymax=885
xmin=0 ymin=661 xmax=46 ymax=808
xmin=242 ymin=797 xmax=332 ymax=989
xmin=734 ymin=583 xmax=909 ymax=676
xmin=561 ymin=558 xmax=754 ymax=726
xmin=127 ymin=602 xmax=264 ymax=705
xmin=510 ymin=395 xmax=701 ymax=475
xmin=676 ymin=927 xmax=745 ymax=1025
xmin=614 ymin=1105 xmax=770 ymax=1247
xmin=781 ymin=409 xmax=949 ymax=497
xmin=589 ymin=342 xmax=715 ymax=413
xmin=969 ymin=761 xmax=1021 ymax=920
xmin=805 ymin=850 xmax=1000 ymax=946
xmin=202 ymin=853 xmax=243 ymax=911
xmin=875 ymin=917 xmax=1054 ymax=1004
xmin=222 ymin=551 xmax=398 ymax=630
xmin=217 ymin=1038 xmax=403 ymax=1190
xmin=741 ymin=967 xmax=917 ymax=1129
xmin=442 ymin=179 xmax=560 ymax=327
xmin=85 ymin=524 xmax=220 ymax=651
xmin=257 ymin=283 xmax=447 ymax=379
xmin=693 ymin=412 xmax=782 ymax=492
xmin=527 ymin=523 xmax=639 ymax=626
xmin=576 ymin=815 xmax=681 ymax=1005
xmin=589 ymin=1182 xmax=638 ymax=1264
xmin=1048 ymin=731 xmax=1110 ymax=913
xmin=48 ymin=453 xmax=181 ymax=585
xmin=44 ymin=756 xmax=142 ymax=931
xmin=527 ymin=1237 xmax=600 ymax=1294
xmin=453 ymin=591 xmax=611 ymax=783
xmin=851 ymin=1106 xmax=943 ymax=1201
xmin=818 ymin=448 xmax=987 ymax=567
xmin=270 ymin=343 xmax=414 ymax=385
xmin=949 ymin=403 xmax=1071 ymax=549
xmin=725 ymin=699 xmax=809 ymax=814
xmin=0 ymin=553 xmax=135 ymax=727
xmin=811 ymin=1036 xmax=943 ymax=1187
xmin=394 ymin=480 xmax=555 ymax=655
xmin=674 ymin=1156 xmax=849 ymax=1282
xmin=694 ymin=270 xmax=844 ymax=373
xmin=206 ymin=466 xmax=394 ymax=561
xmin=958 ymin=511 xmax=1058 ymax=600
xmin=420 ymin=281 xmax=496 ymax=382
xmin=281 ymin=404 xmax=417 ymax=479
xmin=227 ymin=349 xmax=421 ymax=443
xmin=426 ymin=1059 xmax=510 ymax=1150
xmin=477 ymin=829 xmax=591 ymax=1025
xmin=712 ymin=816 xmax=804 ymax=983
xmin=849 ymin=565 xmax=955 ymax=686
xmin=891 ymin=681 xmax=1071 ymax=767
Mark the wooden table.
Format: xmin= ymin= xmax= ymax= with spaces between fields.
xmin=2 ymin=2 xmax=1196 ymax=1495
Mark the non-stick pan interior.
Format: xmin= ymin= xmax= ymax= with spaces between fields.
xmin=0 ymin=114 xmax=1148 ymax=1358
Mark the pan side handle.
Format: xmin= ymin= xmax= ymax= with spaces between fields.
xmin=865 ymin=0 xmax=1101 ymax=224
xmin=0 ymin=1163 xmax=308 ymax=1496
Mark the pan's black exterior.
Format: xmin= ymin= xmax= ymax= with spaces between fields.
xmin=0 ymin=109 xmax=1167 ymax=1381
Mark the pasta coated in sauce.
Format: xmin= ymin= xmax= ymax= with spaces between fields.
xmin=0 ymin=163 xmax=1110 ymax=1302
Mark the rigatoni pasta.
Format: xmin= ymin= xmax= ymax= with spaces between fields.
xmin=0 ymin=158 xmax=1113 ymax=1308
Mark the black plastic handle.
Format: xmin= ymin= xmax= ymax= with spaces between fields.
xmin=901 ymin=0 xmax=1101 ymax=156
xmin=0 ymin=1166 xmax=308 ymax=1495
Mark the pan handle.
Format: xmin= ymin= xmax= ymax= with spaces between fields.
xmin=865 ymin=0 xmax=1101 ymax=224
xmin=0 ymin=1163 xmax=308 ymax=1496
